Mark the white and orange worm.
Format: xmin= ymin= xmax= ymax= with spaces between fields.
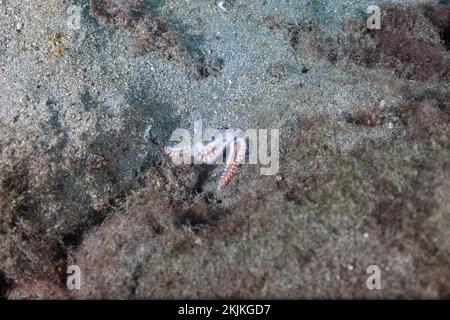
xmin=164 ymin=129 xmax=247 ymax=191
xmin=218 ymin=136 xmax=246 ymax=191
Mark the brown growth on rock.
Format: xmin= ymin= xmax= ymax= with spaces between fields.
xmin=394 ymin=89 xmax=450 ymax=139
xmin=89 ymin=0 xmax=223 ymax=78
xmin=345 ymin=107 xmax=388 ymax=127
xmin=365 ymin=3 xmax=450 ymax=80
xmin=90 ymin=0 xmax=144 ymax=27
xmin=90 ymin=0 xmax=185 ymax=61
xmin=422 ymin=2 xmax=450 ymax=50
xmin=129 ymin=14 xmax=187 ymax=63
xmin=316 ymin=2 xmax=450 ymax=81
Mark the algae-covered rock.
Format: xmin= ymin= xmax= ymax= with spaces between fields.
xmin=0 ymin=0 xmax=449 ymax=299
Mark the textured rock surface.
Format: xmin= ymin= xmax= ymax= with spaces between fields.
xmin=0 ymin=0 xmax=449 ymax=298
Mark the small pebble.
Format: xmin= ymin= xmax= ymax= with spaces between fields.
xmin=218 ymin=1 xmax=227 ymax=12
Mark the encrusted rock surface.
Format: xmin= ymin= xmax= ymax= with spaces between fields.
xmin=0 ymin=0 xmax=449 ymax=298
